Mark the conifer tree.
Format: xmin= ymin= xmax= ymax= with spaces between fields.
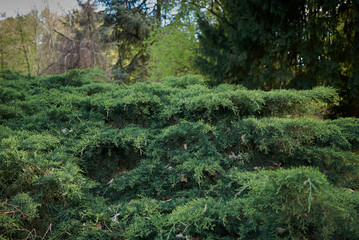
xmin=196 ymin=0 xmax=359 ymax=116
xmin=46 ymin=0 xmax=107 ymax=74
xmin=99 ymin=0 xmax=154 ymax=82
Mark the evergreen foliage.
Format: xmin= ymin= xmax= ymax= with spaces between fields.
xmin=0 ymin=69 xmax=359 ymax=239
xmin=99 ymin=0 xmax=155 ymax=82
xmin=196 ymin=0 xmax=359 ymax=117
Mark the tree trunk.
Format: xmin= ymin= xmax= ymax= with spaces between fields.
xmin=156 ymin=0 xmax=162 ymax=25
xmin=18 ymin=19 xmax=31 ymax=77
xmin=350 ymin=1 xmax=359 ymax=117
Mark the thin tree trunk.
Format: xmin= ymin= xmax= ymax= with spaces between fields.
xmin=0 ymin=43 xmax=4 ymax=71
xmin=18 ymin=19 xmax=31 ymax=76
xmin=156 ymin=0 xmax=162 ymax=25
xmin=350 ymin=1 xmax=359 ymax=117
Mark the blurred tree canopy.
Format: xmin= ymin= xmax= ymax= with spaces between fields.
xmin=0 ymin=1 xmax=108 ymax=76
xmin=148 ymin=22 xmax=199 ymax=80
xmin=0 ymin=11 xmax=41 ymax=76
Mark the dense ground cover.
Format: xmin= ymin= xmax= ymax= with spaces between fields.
xmin=1 ymin=69 xmax=359 ymax=239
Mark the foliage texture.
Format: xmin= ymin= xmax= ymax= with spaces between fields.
xmin=0 ymin=69 xmax=359 ymax=239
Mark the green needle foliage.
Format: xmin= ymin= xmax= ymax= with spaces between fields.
xmin=0 ymin=69 xmax=359 ymax=239
xmin=195 ymin=0 xmax=359 ymax=117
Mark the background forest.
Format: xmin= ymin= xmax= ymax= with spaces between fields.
xmin=1 ymin=0 xmax=359 ymax=117
xmin=1 ymin=0 xmax=359 ymax=239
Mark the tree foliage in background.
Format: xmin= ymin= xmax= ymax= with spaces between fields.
xmin=1 ymin=0 xmax=358 ymax=117
xmin=0 ymin=11 xmax=41 ymax=76
xmin=195 ymin=0 xmax=359 ymax=117
xmin=0 ymin=1 xmax=108 ymax=76
xmin=1 ymin=69 xmax=359 ymax=239
xmin=99 ymin=0 xmax=157 ymax=82
xmin=98 ymin=0 xmax=202 ymax=82
xmin=148 ymin=22 xmax=199 ymax=80
xmin=45 ymin=0 xmax=108 ymax=74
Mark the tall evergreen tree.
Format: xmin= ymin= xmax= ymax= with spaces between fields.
xmin=196 ymin=0 xmax=359 ymax=116
xmin=99 ymin=0 xmax=165 ymax=82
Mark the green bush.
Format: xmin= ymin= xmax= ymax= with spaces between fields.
xmin=0 ymin=69 xmax=358 ymax=239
